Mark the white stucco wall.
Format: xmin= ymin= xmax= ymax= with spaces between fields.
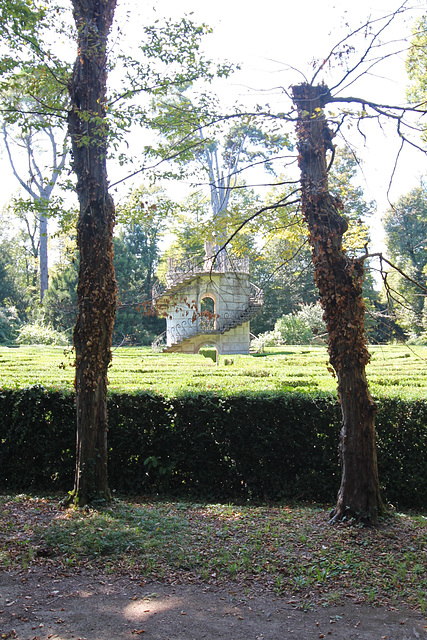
xmin=164 ymin=272 xmax=252 ymax=353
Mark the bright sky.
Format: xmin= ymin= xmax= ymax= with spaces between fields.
xmin=111 ymin=0 xmax=427 ymax=251
xmin=1 ymin=0 xmax=427 ymax=257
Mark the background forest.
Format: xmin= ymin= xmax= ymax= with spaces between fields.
xmin=0 ymin=2 xmax=427 ymax=350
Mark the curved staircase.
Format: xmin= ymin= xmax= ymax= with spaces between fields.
xmin=152 ymin=253 xmax=263 ymax=354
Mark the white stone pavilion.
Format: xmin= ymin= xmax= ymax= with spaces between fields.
xmin=152 ymin=245 xmax=263 ymax=354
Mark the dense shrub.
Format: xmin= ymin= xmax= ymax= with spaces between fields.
xmin=0 ymin=306 xmax=21 ymax=344
xmin=107 ymin=392 xmax=174 ymax=493
xmin=0 ymin=385 xmax=75 ymax=489
xmin=17 ymin=321 xmax=70 ymax=346
xmin=375 ymin=398 xmax=427 ymax=509
xmin=0 ymin=387 xmax=425 ymax=509
xmin=252 ymin=303 xmax=326 ymax=348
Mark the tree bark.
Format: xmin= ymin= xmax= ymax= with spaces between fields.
xmin=66 ymin=0 xmax=117 ymax=507
xmin=39 ymin=208 xmax=48 ymax=300
xmin=292 ymin=83 xmax=385 ymax=526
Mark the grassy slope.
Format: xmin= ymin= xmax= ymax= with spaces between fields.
xmin=1 ymin=344 xmax=427 ymax=398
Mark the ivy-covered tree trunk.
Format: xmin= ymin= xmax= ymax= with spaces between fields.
xmin=292 ymin=83 xmax=385 ymax=526
xmin=39 ymin=207 xmax=48 ymax=300
xmin=66 ymin=0 xmax=117 ymax=506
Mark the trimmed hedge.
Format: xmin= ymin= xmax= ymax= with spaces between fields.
xmin=0 ymin=386 xmax=426 ymax=509
xmin=0 ymin=386 xmax=75 ymax=490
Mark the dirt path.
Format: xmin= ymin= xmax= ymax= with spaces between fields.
xmin=1 ymin=568 xmax=426 ymax=640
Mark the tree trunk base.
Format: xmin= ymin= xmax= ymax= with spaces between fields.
xmin=329 ymin=502 xmax=387 ymax=527
xmin=60 ymin=489 xmax=112 ymax=509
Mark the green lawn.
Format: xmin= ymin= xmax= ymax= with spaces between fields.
xmin=1 ymin=344 xmax=427 ymax=398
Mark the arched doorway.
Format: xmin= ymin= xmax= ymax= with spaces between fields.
xmin=200 ymin=294 xmax=216 ymax=331
xmin=198 ymin=342 xmax=218 ymax=363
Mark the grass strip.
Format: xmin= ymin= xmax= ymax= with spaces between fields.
xmin=1 ymin=494 xmax=425 ymax=612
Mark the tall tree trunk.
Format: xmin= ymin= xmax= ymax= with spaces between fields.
xmin=39 ymin=208 xmax=48 ymax=301
xmin=66 ymin=0 xmax=117 ymax=507
xmin=292 ymin=83 xmax=385 ymax=526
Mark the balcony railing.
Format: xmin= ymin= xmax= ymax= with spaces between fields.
xmin=152 ymin=252 xmax=251 ymax=302
xmin=165 ymin=253 xmax=249 ymax=289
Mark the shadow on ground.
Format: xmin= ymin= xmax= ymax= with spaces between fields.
xmin=1 ymin=569 xmax=426 ymax=639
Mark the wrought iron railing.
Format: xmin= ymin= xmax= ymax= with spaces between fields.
xmin=152 ymin=254 xmax=252 ymax=303
xmin=151 ymin=330 xmax=167 ymax=352
xmin=165 ymin=253 xmax=249 ymax=289
xmin=163 ymin=288 xmax=264 ymax=348
xmin=249 ymin=282 xmax=264 ymax=307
